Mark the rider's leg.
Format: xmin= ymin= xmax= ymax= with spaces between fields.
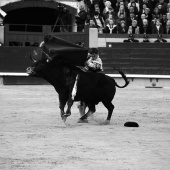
xmin=78 ymin=101 xmax=86 ymax=117
xmin=77 ymin=104 xmax=96 ymax=123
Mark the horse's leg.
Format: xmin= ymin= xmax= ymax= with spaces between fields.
xmin=64 ymin=74 xmax=78 ymax=117
xmin=78 ymin=101 xmax=86 ymax=117
xmin=102 ymin=100 xmax=114 ymax=125
xmin=65 ymin=95 xmax=74 ymax=117
xmin=77 ymin=104 xmax=96 ymax=123
xmin=58 ymin=95 xmax=67 ymax=122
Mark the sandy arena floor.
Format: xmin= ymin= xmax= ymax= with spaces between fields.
xmin=0 ymin=85 xmax=170 ymax=170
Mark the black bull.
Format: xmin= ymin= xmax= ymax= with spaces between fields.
xmin=27 ymin=49 xmax=129 ymax=125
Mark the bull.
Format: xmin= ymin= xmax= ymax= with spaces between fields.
xmin=26 ymin=35 xmax=129 ymax=125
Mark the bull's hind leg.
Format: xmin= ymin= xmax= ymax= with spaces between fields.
xmin=77 ymin=104 xmax=95 ymax=123
xmin=102 ymin=100 xmax=114 ymax=125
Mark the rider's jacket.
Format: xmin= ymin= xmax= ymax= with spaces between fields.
xmin=85 ymin=53 xmax=103 ymax=72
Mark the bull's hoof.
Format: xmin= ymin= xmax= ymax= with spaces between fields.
xmin=77 ymin=119 xmax=88 ymax=123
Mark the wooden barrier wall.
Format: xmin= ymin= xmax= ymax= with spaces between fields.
xmin=100 ymin=43 xmax=170 ymax=75
xmin=1 ymin=43 xmax=170 ymax=75
xmin=0 ymin=47 xmax=34 ymax=73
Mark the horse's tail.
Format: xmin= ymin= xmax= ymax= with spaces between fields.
xmin=112 ymin=67 xmax=130 ymax=88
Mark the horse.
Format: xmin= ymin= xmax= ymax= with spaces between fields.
xmin=26 ymin=35 xmax=129 ymax=125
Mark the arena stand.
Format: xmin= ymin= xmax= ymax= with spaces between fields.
xmin=1 ymin=0 xmax=170 ymax=87
xmin=1 ymin=31 xmax=170 ymax=87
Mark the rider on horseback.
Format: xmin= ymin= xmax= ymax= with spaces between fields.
xmin=77 ymin=48 xmax=103 ymax=120
xmin=64 ymin=47 xmax=103 ymax=120
xmin=83 ymin=48 xmax=103 ymax=72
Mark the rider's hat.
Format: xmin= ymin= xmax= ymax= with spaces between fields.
xmin=89 ymin=48 xmax=98 ymax=54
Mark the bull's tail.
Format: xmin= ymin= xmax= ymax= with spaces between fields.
xmin=112 ymin=67 xmax=129 ymax=88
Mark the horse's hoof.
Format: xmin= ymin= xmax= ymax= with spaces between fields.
xmin=77 ymin=119 xmax=88 ymax=123
xmin=102 ymin=120 xmax=110 ymax=125
xmin=62 ymin=116 xmax=67 ymax=123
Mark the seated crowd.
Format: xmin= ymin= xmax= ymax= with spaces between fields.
xmin=75 ymin=0 xmax=170 ymax=35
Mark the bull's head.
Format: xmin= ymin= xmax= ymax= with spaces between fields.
xmin=26 ymin=47 xmax=51 ymax=76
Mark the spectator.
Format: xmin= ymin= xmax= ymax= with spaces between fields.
xmin=98 ymin=0 xmax=107 ymax=14
xmin=126 ymin=12 xmax=137 ymax=27
xmin=85 ymin=7 xmax=91 ymax=24
xmin=115 ymin=1 xmax=128 ymax=14
xmin=151 ymin=16 xmax=158 ymax=28
xmin=95 ymin=5 xmax=103 ymax=17
xmin=88 ymin=0 xmax=95 ymax=18
xmin=139 ymin=19 xmax=152 ymax=34
xmin=161 ymin=14 xmax=168 ymax=29
xmin=103 ymin=5 xmax=116 ymax=20
xmin=110 ymin=0 xmax=117 ymax=10
xmin=139 ymin=3 xmax=147 ymax=15
xmin=94 ymin=3 xmax=100 ymax=10
xmin=128 ymin=0 xmax=139 ymax=12
xmin=103 ymin=1 xmax=112 ymax=15
xmin=116 ymin=13 xmax=127 ymax=26
xmin=131 ymin=1 xmax=139 ymax=14
xmin=128 ymin=19 xmax=139 ymax=34
xmin=127 ymin=6 xmax=138 ymax=18
xmin=60 ymin=7 xmax=70 ymax=32
xmin=164 ymin=19 xmax=170 ymax=34
xmin=0 ymin=15 xmax=3 ymax=26
xmin=102 ymin=1 xmax=116 ymax=18
xmin=117 ymin=20 xmax=128 ymax=33
xmin=167 ymin=5 xmax=170 ymax=20
xmin=103 ymin=19 xmax=118 ymax=33
xmin=157 ymin=4 xmax=164 ymax=14
xmin=105 ymin=6 xmax=116 ymax=20
xmin=150 ymin=0 xmax=157 ymax=10
xmin=105 ymin=13 xmax=114 ymax=25
xmin=156 ymin=0 xmax=168 ymax=14
xmin=115 ymin=0 xmax=121 ymax=12
xmin=167 ymin=3 xmax=170 ymax=13
xmin=117 ymin=5 xmax=127 ymax=21
xmin=138 ymin=13 xmax=146 ymax=27
xmin=75 ymin=5 xmax=87 ymax=32
xmin=152 ymin=7 xmax=162 ymax=21
xmin=89 ymin=19 xmax=96 ymax=28
xmin=90 ymin=3 xmax=101 ymax=18
xmin=83 ymin=0 xmax=170 ymax=36
xmin=144 ymin=8 xmax=152 ymax=24
xmin=91 ymin=11 xmax=105 ymax=33
xmin=152 ymin=19 xmax=164 ymax=34
xmin=139 ymin=0 xmax=153 ymax=13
